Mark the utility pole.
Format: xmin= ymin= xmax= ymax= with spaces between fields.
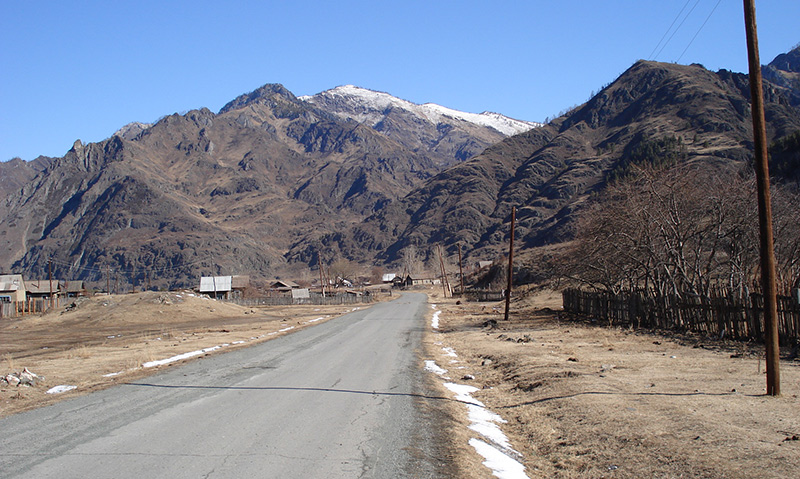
xmin=743 ymin=0 xmax=780 ymax=396
xmin=457 ymin=243 xmax=465 ymax=296
xmin=504 ymin=206 xmax=516 ymax=322
xmin=437 ymin=244 xmax=449 ymax=298
xmin=106 ymin=265 xmax=110 ymax=296
xmin=318 ymin=253 xmax=326 ymax=297
xmin=48 ymin=260 xmax=54 ymax=310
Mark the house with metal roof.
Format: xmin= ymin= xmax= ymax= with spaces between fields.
xmin=0 ymin=274 xmax=26 ymax=303
xmin=199 ymin=275 xmax=233 ymax=299
xmin=270 ymin=279 xmax=299 ymax=291
xmin=26 ymin=279 xmax=60 ymax=299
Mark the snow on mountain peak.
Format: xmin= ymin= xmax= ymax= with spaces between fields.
xmin=300 ymin=85 xmax=540 ymax=136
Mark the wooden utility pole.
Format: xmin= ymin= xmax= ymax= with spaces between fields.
xmin=48 ymin=260 xmax=54 ymax=310
xmin=504 ymin=207 xmax=516 ymax=322
xmin=743 ymin=0 xmax=780 ymax=396
xmin=106 ymin=265 xmax=110 ymax=295
xmin=457 ymin=243 xmax=465 ymax=296
xmin=437 ymin=244 xmax=448 ymax=298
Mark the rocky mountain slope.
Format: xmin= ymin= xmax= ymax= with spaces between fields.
xmin=0 ymin=84 xmax=534 ymax=288
xmin=762 ymin=44 xmax=800 ymax=105
xmin=305 ymin=57 xmax=800 ymax=267
xmin=0 ymin=157 xmax=52 ymax=200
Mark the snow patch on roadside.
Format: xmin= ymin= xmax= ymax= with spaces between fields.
xmin=143 ymin=346 xmax=221 ymax=368
xmin=424 ymin=360 xmax=448 ymax=376
xmin=424 ymin=344 xmax=527 ymax=478
xmin=469 ymin=438 xmax=528 ymax=479
xmin=46 ymin=385 xmax=77 ymax=394
xmin=432 ymin=310 xmax=441 ymax=329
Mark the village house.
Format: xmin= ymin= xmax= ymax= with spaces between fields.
xmin=398 ymin=273 xmax=441 ymax=287
xmin=25 ymin=279 xmax=60 ymax=300
xmin=0 ymin=274 xmax=26 ymax=303
xmin=198 ymin=275 xmax=250 ymax=299
xmin=269 ymin=279 xmax=299 ymax=292
xmin=61 ymin=280 xmax=88 ymax=298
xmin=198 ymin=275 xmax=233 ymax=299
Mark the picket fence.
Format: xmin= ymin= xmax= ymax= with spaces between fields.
xmin=562 ymin=288 xmax=800 ymax=346
xmin=0 ymin=297 xmax=72 ymax=319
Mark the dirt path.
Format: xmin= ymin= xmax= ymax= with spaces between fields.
xmin=425 ymin=289 xmax=800 ymax=478
xmin=1 ymin=291 xmax=373 ymax=418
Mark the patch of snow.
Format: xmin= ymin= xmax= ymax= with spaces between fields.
xmin=444 ymin=381 xmax=525 ymax=475
xmin=469 ymin=438 xmax=528 ymax=479
xmin=232 ymin=341 xmax=245 ymax=345
xmin=432 ymin=310 xmax=441 ymax=329
xmin=309 ymin=317 xmax=325 ymax=323
xmin=443 ymin=347 xmax=458 ymax=357
xmin=102 ymin=371 xmax=122 ymax=377
xmin=424 ymin=360 xmax=448 ymax=376
xmin=143 ymin=346 xmax=221 ymax=368
xmin=46 ymin=385 xmax=77 ymax=394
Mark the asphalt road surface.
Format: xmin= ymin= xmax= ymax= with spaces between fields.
xmin=0 ymin=293 xmax=452 ymax=478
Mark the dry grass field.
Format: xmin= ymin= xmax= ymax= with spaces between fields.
xmin=424 ymin=287 xmax=800 ymax=478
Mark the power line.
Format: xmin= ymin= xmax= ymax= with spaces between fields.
xmin=676 ymin=0 xmax=724 ymax=63
xmin=653 ymin=0 xmax=703 ymax=61
xmin=649 ymin=0 xmax=693 ymax=60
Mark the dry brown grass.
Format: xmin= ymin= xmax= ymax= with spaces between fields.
xmin=425 ymin=288 xmax=800 ymax=478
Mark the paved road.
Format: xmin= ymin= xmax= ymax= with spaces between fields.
xmin=0 ymin=293 xmax=450 ymax=478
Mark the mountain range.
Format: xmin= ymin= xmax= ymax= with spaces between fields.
xmin=1 ymin=45 xmax=799 ymax=289
xmin=0 ymin=83 xmax=537 ymax=287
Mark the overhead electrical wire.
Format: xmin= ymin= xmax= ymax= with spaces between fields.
xmin=652 ymin=0 xmax=703 ymax=62
xmin=676 ymin=0 xmax=724 ymax=63
xmin=648 ymin=0 xmax=693 ymax=60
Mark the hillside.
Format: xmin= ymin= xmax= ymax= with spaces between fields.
xmin=317 ymin=59 xmax=800 ymax=267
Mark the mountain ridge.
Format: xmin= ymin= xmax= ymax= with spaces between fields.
xmin=3 ymin=47 xmax=800 ymax=289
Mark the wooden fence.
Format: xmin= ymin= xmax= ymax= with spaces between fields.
xmin=562 ymin=288 xmax=800 ymax=346
xmin=465 ymin=290 xmax=505 ymax=302
xmin=0 ymin=297 xmax=72 ymax=319
xmin=225 ymin=293 xmax=375 ymax=307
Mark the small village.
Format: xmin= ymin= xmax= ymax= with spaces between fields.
xmin=0 ymin=262 xmax=497 ymax=319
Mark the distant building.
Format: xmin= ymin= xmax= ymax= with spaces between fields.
xmin=0 ymin=274 xmax=26 ymax=303
xmin=231 ymin=275 xmax=250 ymax=291
xmin=26 ymin=279 xmax=60 ymax=300
xmin=199 ymin=276 xmax=233 ymax=299
xmin=477 ymin=261 xmax=493 ymax=270
xmin=403 ymin=273 xmax=441 ymax=286
xmin=381 ymin=273 xmax=397 ymax=283
xmin=61 ymin=280 xmax=87 ymax=298
xmin=270 ymin=279 xmax=299 ymax=291
xmin=291 ymin=288 xmax=310 ymax=299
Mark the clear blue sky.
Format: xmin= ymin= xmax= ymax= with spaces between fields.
xmin=2 ymin=1 xmax=799 ymax=162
